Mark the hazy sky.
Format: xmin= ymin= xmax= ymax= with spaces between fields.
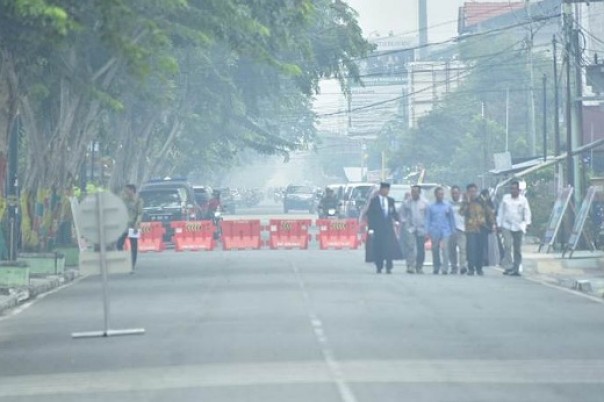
xmin=345 ymin=0 xmax=467 ymax=42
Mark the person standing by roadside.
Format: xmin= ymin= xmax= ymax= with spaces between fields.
xmin=448 ymin=186 xmax=467 ymax=275
xmin=461 ymin=184 xmax=495 ymax=276
xmin=426 ymin=187 xmax=456 ymax=275
xmin=117 ymin=184 xmax=144 ymax=270
xmin=365 ymin=183 xmax=403 ymax=274
xmin=497 ymin=181 xmax=532 ymax=276
xmin=402 ymin=185 xmax=428 ymax=274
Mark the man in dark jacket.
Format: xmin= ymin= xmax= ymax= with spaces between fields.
xmin=366 ymin=182 xmax=403 ymax=274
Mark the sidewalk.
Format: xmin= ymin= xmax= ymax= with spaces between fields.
xmin=522 ymin=244 xmax=604 ymax=298
xmin=0 ymin=270 xmax=79 ymax=316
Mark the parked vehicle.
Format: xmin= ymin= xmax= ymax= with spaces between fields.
xmin=283 ymin=185 xmax=317 ymax=214
xmin=342 ymin=183 xmax=377 ymax=218
xmin=139 ymin=178 xmax=201 ymax=241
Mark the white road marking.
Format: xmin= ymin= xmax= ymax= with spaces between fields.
xmin=2 ymin=360 xmax=604 ymax=397
xmin=0 ymin=274 xmax=90 ymax=322
xmin=291 ymin=261 xmax=359 ymax=402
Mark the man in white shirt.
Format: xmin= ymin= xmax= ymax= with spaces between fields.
xmin=497 ymin=181 xmax=532 ymax=276
xmin=448 ymin=185 xmax=467 ymax=275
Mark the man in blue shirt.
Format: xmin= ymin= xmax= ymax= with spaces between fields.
xmin=426 ymin=187 xmax=456 ymax=275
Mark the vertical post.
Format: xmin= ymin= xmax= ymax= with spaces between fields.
xmin=526 ymin=0 xmax=537 ymax=156
xmin=7 ymin=115 xmax=20 ymax=261
xmin=564 ymin=2 xmax=574 ymax=188
xmin=553 ymin=36 xmax=562 ymax=189
xmin=418 ymin=0 xmax=428 ymax=60
xmin=543 ymin=74 xmax=548 ymax=162
xmin=360 ymin=142 xmax=367 ymax=181
xmin=572 ymin=23 xmax=584 ymax=203
xmin=505 ymin=87 xmax=510 ymax=152
xmin=90 ymin=141 xmax=96 ymax=185
xmin=482 ymin=101 xmax=488 ymax=180
xmin=381 ymin=151 xmax=386 ymax=181
xmin=553 ymin=36 xmax=561 ymax=158
xmin=96 ymin=192 xmax=111 ymax=336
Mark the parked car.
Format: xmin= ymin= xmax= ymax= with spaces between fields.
xmin=139 ymin=178 xmax=201 ymax=240
xmin=342 ymin=183 xmax=377 ymax=218
xmin=283 ymin=185 xmax=317 ymax=213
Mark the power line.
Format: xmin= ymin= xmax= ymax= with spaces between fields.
xmin=354 ymin=13 xmax=561 ymax=62
xmin=318 ymin=38 xmax=528 ymax=118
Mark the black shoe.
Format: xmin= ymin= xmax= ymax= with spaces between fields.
xmin=442 ymin=271 xmax=448 ymax=275
xmin=433 ymin=270 xmax=439 ymax=275
xmin=450 ymin=269 xmax=457 ymax=275
xmin=510 ymin=271 xmax=521 ymax=277
xmin=386 ymin=270 xmax=392 ymax=275
xmin=503 ymin=269 xmax=513 ymax=275
xmin=467 ymin=270 xmax=475 ymax=276
xmin=460 ymin=268 xmax=467 ymax=275
xmin=477 ymin=270 xmax=484 ymax=276
xmin=376 ymin=269 xmax=383 ymax=274
xmin=416 ymin=268 xmax=424 ymax=274
xmin=407 ymin=268 xmax=415 ymax=274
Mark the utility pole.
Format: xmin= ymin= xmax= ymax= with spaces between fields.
xmin=418 ymin=0 xmax=428 ymax=60
xmin=505 ymin=87 xmax=510 ymax=152
xmin=526 ymin=0 xmax=538 ymax=156
xmin=543 ymin=74 xmax=548 ymax=162
xmin=553 ymin=36 xmax=562 ymax=188
xmin=563 ymin=1 xmax=574 ymax=190
xmin=482 ymin=101 xmax=488 ymax=188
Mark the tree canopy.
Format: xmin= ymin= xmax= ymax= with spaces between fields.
xmin=0 ymin=0 xmax=371 ymax=249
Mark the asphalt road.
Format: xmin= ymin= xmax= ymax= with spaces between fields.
xmin=1 ymin=210 xmax=604 ymax=401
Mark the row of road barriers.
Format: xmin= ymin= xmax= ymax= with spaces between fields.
xmin=131 ymin=219 xmax=365 ymax=252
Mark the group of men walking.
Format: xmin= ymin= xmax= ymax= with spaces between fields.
xmin=366 ymin=181 xmax=532 ymax=277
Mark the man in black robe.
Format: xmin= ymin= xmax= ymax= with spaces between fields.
xmin=366 ymin=182 xmax=403 ymax=274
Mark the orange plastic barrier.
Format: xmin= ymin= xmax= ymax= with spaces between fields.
xmin=171 ymin=221 xmax=216 ymax=251
xmin=316 ymin=219 xmax=360 ymax=250
xmin=268 ymin=219 xmax=311 ymax=250
xmin=134 ymin=222 xmax=166 ymax=252
xmin=221 ymin=220 xmax=262 ymax=250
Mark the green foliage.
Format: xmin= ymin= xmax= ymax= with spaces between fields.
xmin=382 ymin=35 xmax=557 ymax=186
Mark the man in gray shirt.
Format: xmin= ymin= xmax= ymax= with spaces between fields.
xmin=402 ymin=185 xmax=428 ymax=274
xmin=448 ymin=185 xmax=467 ymax=275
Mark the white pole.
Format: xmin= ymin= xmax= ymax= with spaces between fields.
xmin=505 ymin=87 xmax=510 ymax=152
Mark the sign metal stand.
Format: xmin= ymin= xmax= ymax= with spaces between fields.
xmin=72 ymin=192 xmax=145 ymax=339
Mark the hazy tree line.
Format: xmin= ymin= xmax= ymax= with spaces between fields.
xmin=0 ymin=0 xmax=371 ymax=250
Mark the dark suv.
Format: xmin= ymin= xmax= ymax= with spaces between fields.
xmin=139 ymin=179 xmax=201 ymax=240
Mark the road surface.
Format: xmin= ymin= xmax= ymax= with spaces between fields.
xmin=1 ymin=209 xmax=604 ymax=401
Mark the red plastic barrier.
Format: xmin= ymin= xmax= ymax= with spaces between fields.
xmin=221 ymin=220 xmax=262 ymax=250
xmin=268 ymin=219 xmax=311 ymax=250
xmin=316 ymin=219 xmax=360 ymax=250
xmin=171 ymin=221 xmax=215 ymax=251
xmin=136 ymin=222 xmax=166 ymax=252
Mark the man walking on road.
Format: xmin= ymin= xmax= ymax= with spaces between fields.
xmin=448 ymin=185 xmax=467 ymax=274
xmin=402 ymin=185 xmax=428 ymax=274
xmin=461 ymin=184 xmax=495 ymax=276
xmin=497 ymin=181 xmax=532 ymax=276
xmin=366 ymin=182 xmax=403 ymax=274
xmin=117 ymin=184 xmax=144 ymax=270
xmin=426 ymin=187 xmax=456 ymax=275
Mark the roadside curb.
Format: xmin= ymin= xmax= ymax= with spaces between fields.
xmin=0 ymin=269 xmax=79 ymax=316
